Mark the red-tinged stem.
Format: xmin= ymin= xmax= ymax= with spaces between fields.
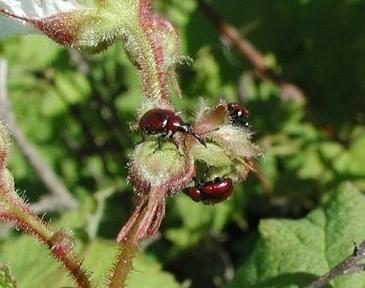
xmin=6 ymin=212 xmax=91 ymax=288
xmin=0 ymin=179 xmax=92 ymax=288
xmin=108 ymin=232 xmax=139 ymax=288
xmin=53 ymin=253 xmax=91 ymax=288
xmin=109 ymin=187 xmax=167 ymax=288
xmin=137 ymin=0 xmax=172 ymax=101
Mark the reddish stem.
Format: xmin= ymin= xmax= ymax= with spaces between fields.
xmin=0 ymin=179 xmax=91 ymax=288
xmin=109 ymin=187 xmax=167 ymax=287
xmin=117 ymin=187 xmax=167 ymax=243
xmin=137 ymin=0 xmax=174 ymax=100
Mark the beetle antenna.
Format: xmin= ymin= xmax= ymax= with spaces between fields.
xmin=179 ymin=124 xmax=206 ymax=147
xmin=192 ymin=133 xmax=206 ymax=147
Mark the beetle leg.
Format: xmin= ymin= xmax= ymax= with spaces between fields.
xmin=157 ymin=137 xmax=162 ymax=150
xmin=179 ymin=123 xmax=206 ymax=147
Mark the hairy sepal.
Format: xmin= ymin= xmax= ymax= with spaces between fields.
xmin=193 ymin=102 xmax=228 ymax=135
xmin=121 ymin=139 xmax=194 ymax=242
xmin=207 ymin=125 xmax=261 ymax=160
xmin=128 ymin=140 xmax=194 ymax=194
xmin=0 ymin=2 xmax=136 ymax=52
xmin=192 ymin=102 xmax=262 ymax=182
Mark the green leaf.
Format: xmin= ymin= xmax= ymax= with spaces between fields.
xmin=83 ymin=240 xmax=180 ymax=288
xmin=166 ymin=192 xmax=240 ymax=248
xmin=228 ymin=183 xmax=365 ymax=288
xmin=127 ymin=251 xmax=180 ymax=288
xmin=0 ymin=236 xmax=180 ymax=288
xmin=0 ymin=236 xmax=73 ymax=287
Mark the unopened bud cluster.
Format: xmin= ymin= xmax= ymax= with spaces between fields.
xmin=129 ymin=100 xmax=261 ymax=204
xmin=0 ymin=1 xmax=262 ymax=244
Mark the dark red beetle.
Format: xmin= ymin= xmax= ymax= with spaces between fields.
xmin=184 ymin=177 xmax=233 ymax=204
xmin=139 ymin=108 xmax=206 ymax=146
xmin=227 ymin=103 xmax=251 ymax=128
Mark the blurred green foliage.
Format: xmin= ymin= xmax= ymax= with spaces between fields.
xmin=0 ymin=0 xmax=365 ymax=287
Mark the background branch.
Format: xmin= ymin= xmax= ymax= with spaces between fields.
xmin=30 ymin=195 xmax=72 ymax=214
xmin=197 ymin=0 xmax=305 ymax=102
xmin=0 ymin=58 xmax=77 ymax=211
xmin=197 ymin=0 xmax=268 ymax=73
xmin=306 ymin=240 xmax=365 ymax=288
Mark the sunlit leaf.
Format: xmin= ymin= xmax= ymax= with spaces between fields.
xmin=229 ymin=183 xmax=365 ymax=288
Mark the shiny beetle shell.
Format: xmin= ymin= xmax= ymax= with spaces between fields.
xmin=184 ymin=177 xmax=233 ymax=204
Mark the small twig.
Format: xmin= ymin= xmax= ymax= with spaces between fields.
xmin=197 ymin=0 xmax=269 ymax=72
xmin=30 ymin=195 xmax=71 ymax=214
xmin=197 ymin=0 xmax=305 ymax=101
xmin=0 ymin=59 xmax=77 ymax=211
xmin=306 ymin=240 xmax=365 ymax=288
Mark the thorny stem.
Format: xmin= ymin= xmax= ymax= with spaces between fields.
xmin=305 ymin=240 xmax=365 ymax=288
xmin=138 ymin=0 xmax=169 ymax=101
xmin=108 ymin=225 xmax=140 ymax=288
xmin=108 ymin=187 xmax=166 ymax=287
xmin=0 ymin=177 xmax=91 ymax=288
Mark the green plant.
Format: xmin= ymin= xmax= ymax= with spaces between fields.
xmin=1 ymin=1 xmax=365 ymax=288
xmin=0 ymin=0 xmax=260 ymax=287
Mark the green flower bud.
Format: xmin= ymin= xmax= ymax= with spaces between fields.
xmin=128 ymin=140 xmax=194 ymax=194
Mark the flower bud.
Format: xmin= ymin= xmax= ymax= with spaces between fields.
xmin=192 ymin=102 xmax=262 ymax=182
xmin=128 ymin=140 xmax=194 ymax=194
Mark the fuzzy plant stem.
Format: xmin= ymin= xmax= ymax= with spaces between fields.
xmin=108 ymin=187 xmax=166 ymax=288
xmin=0 ymin=176 xmax=91 ymax=288
xmin=108 ymin=233 xmax=139 ymax=288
